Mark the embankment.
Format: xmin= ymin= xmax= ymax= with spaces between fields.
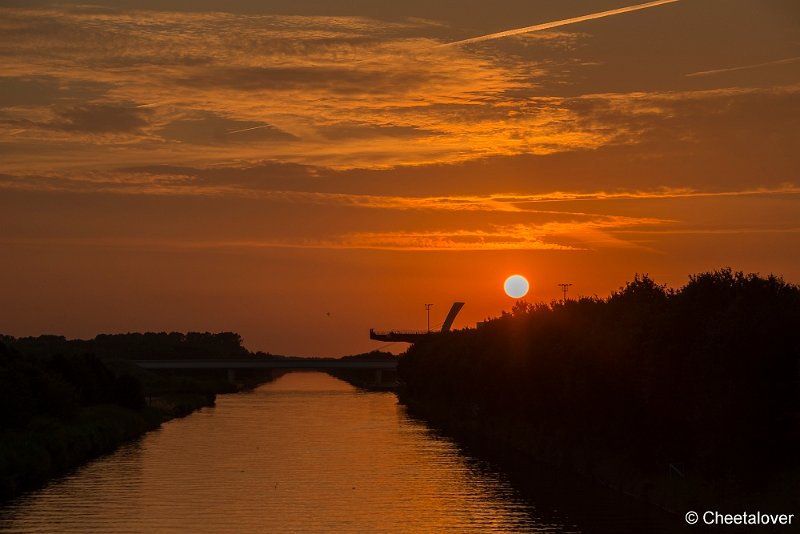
xmin=0 ymin=404 xmax=161 ymax=500
xmin=0 ymin=332 xmax=275 ymax=502
xmin=0 ymin=388 xmax=219 ymax=502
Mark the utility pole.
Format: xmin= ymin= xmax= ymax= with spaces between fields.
xmin=558 ymin=283 xmax=572 ymax=302
xmin=424 ymin=303 xmax=433 ymax=332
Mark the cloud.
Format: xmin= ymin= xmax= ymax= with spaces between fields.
xmin=52 ymin=103 xmax=149 ymax=133
xmin=616 ymin=227 xmax=800 ymax=235
xmin=174 ymin=65 xmax=441 ymax=95
xmin=340 ymin=225 xmax=578 ymax=251
xmin=0 ymin=3 xmax=798 ymax=183
xmin=2 ymin=161 xmax=799 ymax=210
xmin=341 ymin=217 xmax=667 ymax=251
xmin=0 ymin=6 xmax=601 ymax=172
xmin=0 ymin=216 xmax=665 ymax=252
xmin=0 ymin=76 xmax=110 ymax=107
xmin=316 ymin=123 xmax=436 ymax=140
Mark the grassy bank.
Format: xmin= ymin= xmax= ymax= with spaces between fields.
xmin=0 ymin=404 xmax=161 ymax=500
xmin=0 ymin=385 xmax=219 ymax=503
xmin=398 ymin=391 xmax=800 ymax=519
xmin=398 ymin=394 xmax=689 ymax=530
xmin=0 ymin=332 xmax=275 ymax=503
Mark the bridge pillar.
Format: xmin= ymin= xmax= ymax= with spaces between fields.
xmin=227 ymin=368 xmax=236 ymax=383
xmin=374 ymin=368 xmax=383 ymax=386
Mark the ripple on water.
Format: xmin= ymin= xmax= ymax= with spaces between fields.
xmin=0 ymin=372 xmax=583 ymax=533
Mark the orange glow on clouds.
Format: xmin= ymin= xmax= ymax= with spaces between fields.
xmin=0 ymin=1 xmax=798 ymax=355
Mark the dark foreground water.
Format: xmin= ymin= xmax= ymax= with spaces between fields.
xmin=0 ymin=372 xmax=681 ymax=533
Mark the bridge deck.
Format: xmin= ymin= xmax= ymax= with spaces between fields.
xmin=369 ymin=329 xmax=434 ymax=343
xmin=131 ymin=359 xmax=398 ymax=370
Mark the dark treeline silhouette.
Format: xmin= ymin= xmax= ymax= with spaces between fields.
xmin=0 ymin=340 xmax=156 ymax=500
xmin=340 ymin=350 xmax=398 ymax=361
xmin=398 ymin=269 xmax=800 ymax=507
xmin=0 ymin=343 xmax=144 ymax=430
xmin=5 ymin=331 xmax=250 ymax=361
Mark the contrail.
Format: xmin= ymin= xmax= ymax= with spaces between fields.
xmin=226 ymin=124 xmax=273 ymax=135
xmin=685 ymin=56 xmax=800 ymax=77
xmin=438 ymin=0 xmax=680 ymax=48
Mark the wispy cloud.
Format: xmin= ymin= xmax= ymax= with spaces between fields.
xmin=0 ymin=6 xmax=608 ymax=173
xmin=616 ymin=227 xmax=800 ymax=235
xmin=503 ymin=185 xmax=800 ymax=203
xmin=1 ymin=4 xmax=797 ymax=185
xmin=0 ymin=216 xmax=665 ymax=252
xmin=2 ymin=166 xmax=799 ymax=210
xmin=286 ymin=186 xmax=800 ymax=213
xmin=440 ymin=0 xmax=680 ymax=47
xmin=340 ymin=225 xmax=579 ymax=251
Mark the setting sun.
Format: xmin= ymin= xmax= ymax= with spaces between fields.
xmin=504 ymin=275 xmax=530 ymax=298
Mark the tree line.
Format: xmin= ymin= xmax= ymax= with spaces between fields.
xmin=0 ymin=343 xmax=144 ymax=429
xmin=3 ymin=331 xmax=250 ymax=361
xmin=398 ymin=268 xmax=800 ymax=492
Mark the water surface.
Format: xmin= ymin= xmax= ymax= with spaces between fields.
xmin=0 ymin=372 xmax=675 ymax=533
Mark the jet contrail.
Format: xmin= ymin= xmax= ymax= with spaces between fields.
xmin=227 ymin=124 xmax=273 ymax=135
xmin=685 ymin=56 xmax=800 ymax=77
xmin=439 ymin=0 xmax=680 ymax=48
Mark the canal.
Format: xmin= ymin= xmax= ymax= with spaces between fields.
xmin=0 ymin=372 xmax=681 ymax=533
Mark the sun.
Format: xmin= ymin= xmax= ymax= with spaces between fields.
xmin=504 ymin=275 xmax=529 ymax=298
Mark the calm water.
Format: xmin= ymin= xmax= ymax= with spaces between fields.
xmin=0 ymin=373 xmax=679 ymax=533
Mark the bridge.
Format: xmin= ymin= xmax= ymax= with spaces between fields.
xmin=370 ymin=302 xmax=464 ymax=343
xmin=131 ymin=358 xmax=398 ymax=384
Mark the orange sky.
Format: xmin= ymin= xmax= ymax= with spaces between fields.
xmin=1 ymin=0 xmax=799 ymax=355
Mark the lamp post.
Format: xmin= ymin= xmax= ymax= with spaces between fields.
xmin=558 ymin=283 xmax=572 ymax=302
xmin=424 ymin=303 xmax=433 ymax=332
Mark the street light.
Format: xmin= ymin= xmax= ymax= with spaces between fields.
xmin=558 ymin=283 xmax=573 ymax=302
xmin=424 ymin=303 xmax=433 ymax=332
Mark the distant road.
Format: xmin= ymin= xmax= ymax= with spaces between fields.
xmin=131 ymin=359 xmax=398 ymax=371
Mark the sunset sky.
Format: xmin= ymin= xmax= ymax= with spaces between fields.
xmin=1 ymin=0 xmax=798 ymax=355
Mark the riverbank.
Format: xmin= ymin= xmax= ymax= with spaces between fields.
xmin=399 ymin=391 xmax=800 ymax=528
xmin=396 ymin=270 xmax=800 ymax=517
xmin=399 ymin=393 xmax=692 ymax=530
xmin=0 ymin=391 xmax=217 ymax=502
xmin=0 ymin=332 xmax=278 ymax=503
xmin=398 ymin=392 xmax=691 ymax=514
